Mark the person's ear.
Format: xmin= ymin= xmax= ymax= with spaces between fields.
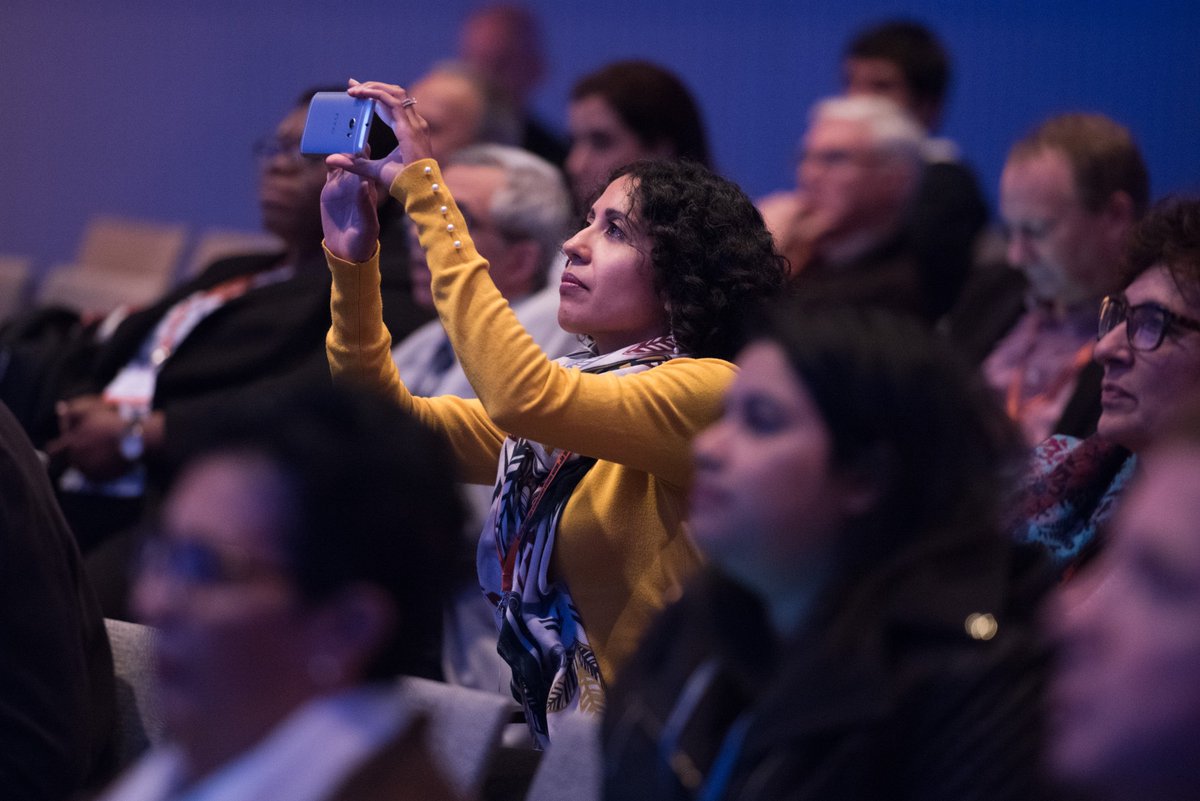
xmin=1099 ymin=190 xmax=1136 ymax=243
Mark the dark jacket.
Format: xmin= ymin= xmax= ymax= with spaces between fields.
xmin=50 ymin=249 xmax=430 ymax=553
xmin=0 ymin=401 xmax=116 ymax=800
xmin=604 ymin=536 xmax=1050 ymax=801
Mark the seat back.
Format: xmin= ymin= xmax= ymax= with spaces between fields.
xmin=75 ymin=215 xmax=188 ymax=279
xmin=398 ymin=675 xmax=518 ymax=798
xmin=182 ymin=228 xmax=282 ymax=279
xmin=36 ymin=266 xmax=169 ymax=316
xmin=524 ymin=712 xmax=603 ymax=801
xmin=104 ymin=618 xmax=164 ymax=768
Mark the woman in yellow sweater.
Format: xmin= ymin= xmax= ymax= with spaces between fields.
xmin=320 ymin=80 xmax=786 ymax=745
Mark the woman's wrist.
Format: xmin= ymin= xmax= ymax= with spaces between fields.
xmin=323 ymin=238 xmax=379 ymax=266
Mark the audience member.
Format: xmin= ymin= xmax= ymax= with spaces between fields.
xmin=1011 ymin=196 xmax=1200 ymax=574
xmin=322 ymin=80 xmax=786 ymax=745
xmin=565 ymin=60 xmax=710 ymax=211
xmin=957 ymin=114 xmax=1147 ymax=445
xmin=410 ymin=62 xmax=521 ymax=161
xmin=842 ymin=19 xmax=950 ymax=141
xmin=457 ymin=4 xmax=568 ymax=166
xmin=394 ymin=143 xmax=575 ymax=374
xmin=840 ymin=18 xmax=990 ymax=318
xmin=389 ymin=143 xmax=576 ymax=694
xmin=40 ymin=89 xmax=429 ymax=611
xmin=605 ymin=303 xmax=1047 ymax=800
xmin=1047 ymin=399 xmax=1200 ymax=801
xmin=97 ymin=385 xmax=466 ymax=801
xmin=760 ymin=96 xmax=937 ymax=320
xmin=0 ymin=400 xmax=116 ymax=801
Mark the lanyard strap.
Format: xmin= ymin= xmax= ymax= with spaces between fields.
xmin=499 ymin=449 xmax=574 ymax=592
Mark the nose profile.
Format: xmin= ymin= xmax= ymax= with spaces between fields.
xmin=1093 ymin=316 xmax=1131 ymax=367
xmin=1006 ymin=231 xmax=1032 ymax=269
xmin=562 ymin=227 xmax=589 ymax=265
xmin=692 ymin=419 xmax=728 ymax=473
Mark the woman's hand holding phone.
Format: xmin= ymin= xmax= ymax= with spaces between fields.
xmin=320 ymin=79 xmax=433 ymax=263
xmin=320 ymin=165 xmax=379 ymax=264
xmin=325 ymin=80 xmax=433 ymax=189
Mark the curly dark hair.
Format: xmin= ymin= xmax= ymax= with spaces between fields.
xmin=610 ymin=159 xmax=789 ymax=360
xmin=1123 ymin=195 xmax=1200 ymax=302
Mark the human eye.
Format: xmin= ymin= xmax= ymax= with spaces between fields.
xmin=170 ymin=540 xmax=226 ymax=584
xmin=741 ymin=395 xmax=787 ymax=435
xmin=589 ymin=132 xmax=615 ymax=152
xmin=1024 ymin=220 xmax=1054 ymax=239
xmin=1005 ymin=219 xmax=1052 ymax=241
xmin=1129 ymin=304 xmax=1168 ymax=349
xmin=604 ymin=219 xmax=627 ymax=241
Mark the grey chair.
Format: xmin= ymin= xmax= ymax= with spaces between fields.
xmin=104 ymin=618 xmax=164 ymax=768
xmin=524 ymin=712 xmax=602 ymax=801
xmin=397 ymin=675 xmax=519 ymax=798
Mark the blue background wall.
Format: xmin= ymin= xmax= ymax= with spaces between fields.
xmin=2 ymin=0 xmax=1197 ymax=274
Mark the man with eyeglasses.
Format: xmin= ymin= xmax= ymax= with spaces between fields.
xmin=1010 ymin=197 xmax=1200 ymax=578
xmin=976 ymin=113 xmax=1147 ymax=447
xmin=42 ymin=87 xmax=429 ymax=615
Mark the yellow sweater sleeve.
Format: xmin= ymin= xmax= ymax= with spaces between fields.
xmin=395 ymin=159 xmax=735 ymax=489
xmin=325 ymin=245 xmax=506 ymax=485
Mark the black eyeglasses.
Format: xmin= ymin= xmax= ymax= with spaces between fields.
xmin=1098 ymin=295 xmax=1200 ymax=352
xmin=136 ymin=535 xmax=287 ymax=588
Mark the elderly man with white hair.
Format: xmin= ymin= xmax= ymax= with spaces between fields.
xmin=393 ymin=143 xmax=576 ymax=399
xmin=760 ymin=95 xmax=946 ymax=321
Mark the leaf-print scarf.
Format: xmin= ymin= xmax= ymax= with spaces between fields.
xmin=477 ymin=334 xmax=681 ymax=748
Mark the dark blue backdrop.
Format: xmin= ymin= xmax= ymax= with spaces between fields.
xmin=2 ymin=0 xmax=1197 ymax=273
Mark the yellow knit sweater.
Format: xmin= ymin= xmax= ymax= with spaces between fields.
xmin=326 ymin=159 xmax=731 ymax=679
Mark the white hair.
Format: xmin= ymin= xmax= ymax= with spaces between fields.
xmin=446 ymin=144 xmax=572 ymax=284
xmin=809 ymin=95 xmax=928 ymax=167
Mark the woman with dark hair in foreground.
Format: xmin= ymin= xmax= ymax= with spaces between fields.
xmin=605 ymin=303 xmax=1050 ymax=800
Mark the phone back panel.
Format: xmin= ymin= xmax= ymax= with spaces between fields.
xmin=300 ymin=93 xmax=374 ymax=155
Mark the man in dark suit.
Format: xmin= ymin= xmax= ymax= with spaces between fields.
xmin=41 ymin=90 xmax=429 ymax=610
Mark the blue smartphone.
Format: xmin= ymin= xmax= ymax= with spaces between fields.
xmin=300 ymin=92 xmax=375 ymax=155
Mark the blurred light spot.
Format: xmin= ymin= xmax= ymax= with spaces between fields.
xmin=965 ymin=612 xmax=998 ymax=641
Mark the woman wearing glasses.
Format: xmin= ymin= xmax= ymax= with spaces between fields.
xmin=99 ymin=387 xmax=465 ymax=801
xmin=1012 ymin=197 xmax=1200 ymax=576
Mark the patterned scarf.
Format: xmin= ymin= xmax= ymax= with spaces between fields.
xmin=1009 ymin=433 xmax=1136 ymax=572
xmin=477 ymin=335 xmax=681 ymax=748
